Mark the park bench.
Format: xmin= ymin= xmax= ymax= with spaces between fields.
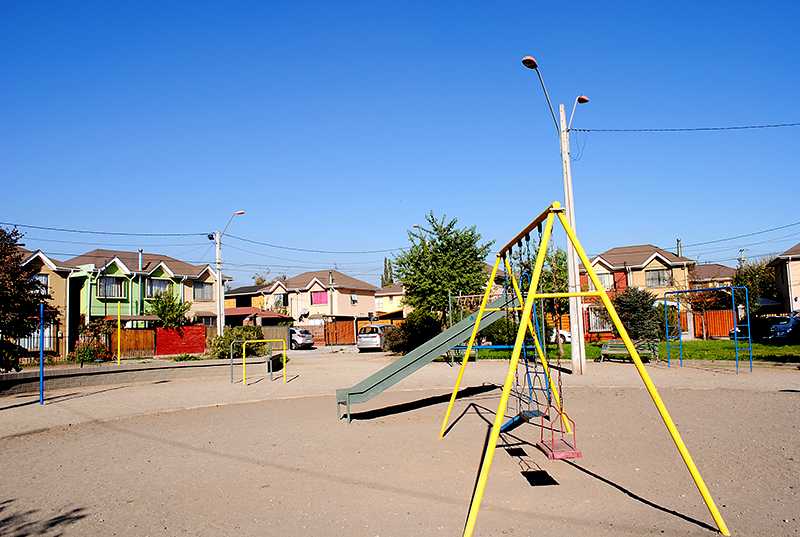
xmin=597 ymin=339 xmax=658 ymax=363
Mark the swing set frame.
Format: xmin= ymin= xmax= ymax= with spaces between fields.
xmin=439 ymin=201 xmax=730 ymax=537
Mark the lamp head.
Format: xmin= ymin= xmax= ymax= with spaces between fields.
xmin=577 ymin=95 xmax=589 ymax=104
xmin=521 ymin=56 xmax=538 ymax=70
xmin=235 ymin=211 xmax=245 ymax=215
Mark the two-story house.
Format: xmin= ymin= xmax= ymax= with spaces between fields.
xmin=580 ymin=244 xmax=694 ymax=335
xmin=252 ymin=270 xmax=377 ymax=325
xmin=61 ymin=249 xmax=226 ymax=352
xmin=768 ymin=242 xmax=800 ymax=313
xmin=17 ymin=248 xmax=73 ymax=357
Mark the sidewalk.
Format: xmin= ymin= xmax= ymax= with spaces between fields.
xmin=2 ymin=346 xmax=797 ymax=440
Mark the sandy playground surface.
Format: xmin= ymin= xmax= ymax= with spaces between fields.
xmin=1 ymin=348 xmax=799 ymax=536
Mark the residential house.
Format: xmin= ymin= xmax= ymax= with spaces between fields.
xmin=258 ymin=270 xmax=378 ymax=324
xmin=17 ymin=248 xmax=73 ymax=357
xmin=768 ymin=242 xmax=800 ymax=313
xmin=374 ymin=282 xmax=410 ymax=321
xmin=690 ymin=263 xmax=736 ymax=289
xmin=61 ymin=249 xmax=226 ymax=352
xmin=580 ymin=244 xmax=694 ymax=335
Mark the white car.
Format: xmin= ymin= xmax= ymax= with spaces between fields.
xmin=356 ymin=324 xmax=394 ymax=352
xmin=550 ymin=328 xmax=571 ymax=344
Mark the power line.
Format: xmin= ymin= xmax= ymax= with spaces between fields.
xmin=226 ymin=233 xmax=401 ymax=255
xmin=573 ymin=122 xmax=800 ymax=133
xmin=1 ymin=222 xmax=205 ymax=237
xmin=683 ymin=221 xmax=800 ymax=248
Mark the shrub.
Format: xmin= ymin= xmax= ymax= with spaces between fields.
xmin=384 ymin=310 xmax=442 ymax=354
xmin=610 ymin=287 xmax=660 ymax=340
xmin=207 ymin=326 xmax=267 ymax=359
xmin=70 ymin=340 xmax=112 ymax=364
xmin=173 ymin=353 xmax=201 ymax=361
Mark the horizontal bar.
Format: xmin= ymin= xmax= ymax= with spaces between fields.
xmin=531 ymin=291 xmax=602 ymax=299
xmin=499 ymin=202 xmax=564 ymax=256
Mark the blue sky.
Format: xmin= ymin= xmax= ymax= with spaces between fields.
xmin=2 ymin=1 xmax=799 ymax=288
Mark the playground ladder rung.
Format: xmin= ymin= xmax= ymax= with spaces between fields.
xmin=536 ymin=439 xmax=582 ymax=460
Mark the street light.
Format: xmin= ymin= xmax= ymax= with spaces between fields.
xmin=522 ymin=55 xmax=588 ymax=374
xmin=214 ymin=211 xmax=245 ymax=337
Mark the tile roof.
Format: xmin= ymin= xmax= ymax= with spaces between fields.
xmin=62 ymin=248 xmax=213 ymax=278
xmin=375 ymin=282 xmax=404 ymax=296
xmin=691 ymin=263 xmax=735 ymax=281
xmin=277 ymin=270 xmax=377 ymax=292
xmin=589 ymin=244 xmax=693 ymax=270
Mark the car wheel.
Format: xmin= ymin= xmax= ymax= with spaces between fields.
xmin=290 ymin=340 xmax=297 ymax=350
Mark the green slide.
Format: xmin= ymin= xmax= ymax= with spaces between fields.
xmin=336 ymin=295 xmax=518 ymax=422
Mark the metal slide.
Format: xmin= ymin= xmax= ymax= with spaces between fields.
xmin=336 ymin=295 xmax=518 ymax=422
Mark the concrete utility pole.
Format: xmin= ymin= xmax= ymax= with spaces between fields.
xmin=214 ymin=211 xmax=245 ymax=337
xmin=522 ymin=55 xmax=588 ymax=374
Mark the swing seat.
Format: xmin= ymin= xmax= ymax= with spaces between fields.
xmin=500 ymin=408 xmax=544 ymax=433
xmin=536 ymin=438 xmax=582 ymax=460
xmin=537 ymin=407 xmax=582 ymax=460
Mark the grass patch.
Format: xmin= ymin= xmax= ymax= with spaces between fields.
xmin=444 ymin=340 xmax=800 ymax=364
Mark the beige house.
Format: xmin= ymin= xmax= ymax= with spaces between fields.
xmin=18 ymin=249 xmax=73 ymax=357
xmin=374 ymin=282 xmax=411 ymax=320
xmin=257 ymin=270 xmax=378 ymax=324
xmin=690 ymin=263 xmax=736 ymax=289
xmin=769 ymin=242 xmax=800 ymax=313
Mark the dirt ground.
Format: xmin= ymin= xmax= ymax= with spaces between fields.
xmin=1 ymin=350 xmax=799 ymax=536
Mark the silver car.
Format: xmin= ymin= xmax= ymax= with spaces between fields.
xmin=289 ymin=327 xmax=314 ymax=350
xmin=356 ymin=324 xmax=394 ymax=352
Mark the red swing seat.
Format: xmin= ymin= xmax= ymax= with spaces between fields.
xmin=536 ymin=407 xmax=582 ymax=460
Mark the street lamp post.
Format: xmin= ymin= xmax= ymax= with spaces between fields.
xmin=214 ymin=211 xmax=245 ymax=337
xmin=522 ymin=55 xmax=588 ymax=374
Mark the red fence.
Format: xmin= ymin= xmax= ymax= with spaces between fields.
xmin=692 ymin=310 xmax=735 ymax=339
xmin=155 ymin=326 xmax=207 ymax=356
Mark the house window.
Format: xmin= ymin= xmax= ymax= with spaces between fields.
xmin=646 ymin=269 xmax=672 ymax=288
xmin=376 ymin=297 xmax=384 ymax=308
xmin=17 ymin=323 xmax=55 ymax=351
xmin=274 ymin=294 xmax=287 ymax=308
xmin=350 ymin=291 xmax=357 ymax=305
xmin=589 ymin=273 xmax=614 ymax=291
xmin=311 ymin=290 xmax=328 ymax=305
xmin=31 ymin=273 xmax=49 ymax=294
xmin=98 ymin=276 xmax=126 ymax=298
xmin=388 ymin=296 xmax=394 ymax=303
xmin=146 ymin=279 xmax=171 ymax=298
xmin=193 ymin=282 xmax=213 ymax=301
xmin=588 ymin=308 xmax=612 ymax=332
xmin=196 ymin=316 xmax=216 ymax=327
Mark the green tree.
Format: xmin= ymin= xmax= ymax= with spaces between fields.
xmin=732 ymin=258 xmax=776 ymax=317
xmin=0 ymin=227 xmax=57 ymax=371
xmin=381 ymin=257 xmax=394 ymax=288
xmin=145 ymin=289 xmax=192 ymax=329
xmin=393 ymin=212 xmax=493 ymax=325
xmin=608 ymin=287 xmax=660 ymax=340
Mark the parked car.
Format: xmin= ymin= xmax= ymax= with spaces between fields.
xmin=550 ymin=329 xmax=571 ymax=344
xmin=766 ymin=316 xmax=800 ymax=343
xmin=728 ymin=325 xmax=749 ymax=340
xmin=289 ymin=327 xmax=314 ymax=350
xmin=356 ymin=324 xmax=394 ymax=352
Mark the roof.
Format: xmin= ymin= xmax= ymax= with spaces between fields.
xmin=62 ymin=249 xmax=217 ymax=279
xmin=271 ymin=270 xmax=377 ymax=292
xmin=768 ymin=242 xmax=800 ymax=266
xmin=227 ymin=284 xmax=269 ymax=297
xmin=586 ymin=244 xmax=694 ymax=271
xmin=691 ymin=263 xmax=735 ymax=282
xmin=19 ymin=249 xmax=71 ymax=272
xmin=224 ymin=307 xmax=293 ymax=320
xmin=375 ymin=282 xmax=404 ymax=297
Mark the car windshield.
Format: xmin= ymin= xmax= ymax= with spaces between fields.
xmin=773 ymin=318 xmax=791 ymax=326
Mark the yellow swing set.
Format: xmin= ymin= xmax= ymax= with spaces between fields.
xmin=439 ymin=201 xmax=730 ymax=537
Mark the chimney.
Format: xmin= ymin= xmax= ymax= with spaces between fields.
xmin=138 ymin=249 xmax=143 ymax=271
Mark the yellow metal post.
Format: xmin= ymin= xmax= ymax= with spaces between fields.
xmin=463 ymin=210 xmax=556 ymax=537
xmin=439 ymin=255 xmax=502 ymax=438
xmin=556 ymin=210 xmax=730 ymax=536
xmin=242 ymin=342 xmax=247 ymax=385
xmin=116 ymin=301 xmax=121 ymax=365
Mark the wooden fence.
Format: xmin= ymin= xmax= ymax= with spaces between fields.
xmin=691 ymin=309 xmax=735 ymax=339
xmin=109 ymin=329 xmax=156 ymax=358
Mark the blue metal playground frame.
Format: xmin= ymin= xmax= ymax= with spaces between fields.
xmin=663 ymin=286 xmax=752 ymax=373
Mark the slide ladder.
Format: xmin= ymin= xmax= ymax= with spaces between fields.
xmin=336 ymin=295 xmax=518 ymax=423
